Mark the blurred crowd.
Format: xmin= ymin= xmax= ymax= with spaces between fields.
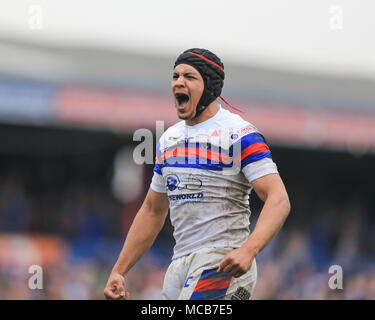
xmin=0 ymin=167 xmax=374 ymax=300
xmin=0 ymin=174 xmax=123 ymax=239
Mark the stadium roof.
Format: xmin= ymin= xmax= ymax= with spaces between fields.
xmin=1 ymin=35 xmax=374 ymax=112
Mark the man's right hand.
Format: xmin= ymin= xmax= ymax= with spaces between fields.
xmin=104 ymin=272 xmax=130 ymax=300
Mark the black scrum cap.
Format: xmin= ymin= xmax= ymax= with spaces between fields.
xmin=174 ymin=48 xmax=225 ymax=117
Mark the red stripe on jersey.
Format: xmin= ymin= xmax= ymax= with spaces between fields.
xmin=193 ymin=277 xmax=232 ymax=292
xmin=240 ymin=142 xmax=270 ymax=161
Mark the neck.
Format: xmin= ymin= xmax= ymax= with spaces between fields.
xmin=185 ymin=101 xmax=220 ymax=126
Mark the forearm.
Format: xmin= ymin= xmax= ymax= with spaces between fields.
xmin=112 ymin=206 xmax=167 ymax=276
xmin=243 ymin=194 xmax=290 ymax=256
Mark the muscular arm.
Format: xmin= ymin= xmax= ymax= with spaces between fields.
xmin=104 ymin=187 xmax=169 ymax=299
xmin=218 ymin=173 xmax=290 ymax=277
xmin=244 ymin=173 xmax=291 ymax=255
xmin=113 ymin=187 xmax=169 ymax=275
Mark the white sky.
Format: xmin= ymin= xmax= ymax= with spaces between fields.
xmin=0 ymin=0 xmax=375 ymax=78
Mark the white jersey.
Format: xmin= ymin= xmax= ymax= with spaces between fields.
xmin=151 ymin=105 xmax=278 ymax=260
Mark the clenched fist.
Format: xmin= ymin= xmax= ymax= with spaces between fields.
xmin=104 ymin=272 xmax=130 ymax=300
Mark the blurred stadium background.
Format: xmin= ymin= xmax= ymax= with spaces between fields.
xmin=0 ymin=1 xmax=374 ymax=299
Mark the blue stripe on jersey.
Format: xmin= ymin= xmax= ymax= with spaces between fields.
xmin=200 ymin=268 xmax=231 ymax=280
xmin=190 ymin=288 xmax=228 ymax=300
xmin=241 ymin=151 xmax=272 ymax=168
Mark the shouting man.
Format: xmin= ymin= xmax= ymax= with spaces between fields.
xmin=104 ymin=48 xmax=290 ymax=300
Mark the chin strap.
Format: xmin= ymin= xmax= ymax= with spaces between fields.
xmin=194 ymin=104 xmax=207 ymax=119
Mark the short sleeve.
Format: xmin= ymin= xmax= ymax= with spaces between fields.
xmin=242 ymin=157 xmax=278 ymax=183
xmin=150 ymin=171 xmax=167 ymax=193
xmin=154 ymin=140 xmax=162 ymax=174
xmin=150 ymin=140 xmax=167 ymax=193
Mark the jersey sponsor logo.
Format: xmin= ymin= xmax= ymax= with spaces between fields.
xmin=169 ymin=136 xmax=181 ymax=141
xmin=166 ymin=174 xmax=202 ymax=191
xmin=166 ymin=174 xmax=204 ymax=206
xmin=168 ymin=193 xmax=204 ymax=201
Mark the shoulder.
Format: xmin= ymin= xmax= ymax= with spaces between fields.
xmin=217 ymin=109 xmax=263 ymax=144
xmin=157 ymin=120 xmax=185 ymax=153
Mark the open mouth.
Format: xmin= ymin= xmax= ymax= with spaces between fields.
xmin=175 ymin=93 xmax=190 ymax=109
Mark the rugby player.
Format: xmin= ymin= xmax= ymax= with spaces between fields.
xmin=104 ymin=48 xmax=290 ymax=300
